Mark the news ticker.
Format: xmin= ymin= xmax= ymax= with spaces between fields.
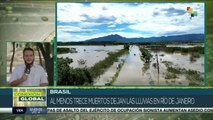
xmin=1 ymin=88 xmax=213 ymax=114
xmin=0 ymin=107 xmax=212 ymax=114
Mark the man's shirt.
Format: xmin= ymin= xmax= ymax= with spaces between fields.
xmin=9 ymin=64 xmax=48 ymax=86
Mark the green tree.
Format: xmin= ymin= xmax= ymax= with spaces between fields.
xmin=140 ymin=47 xmax=152 ymax=63
xmin=37 ymin=43 xmax=54 ymax=85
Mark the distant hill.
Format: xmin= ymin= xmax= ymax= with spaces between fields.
xmin=85 ymin=34 xmax=204 ymax=43
xmin=87 ymin=34 xmax=127 ymax=42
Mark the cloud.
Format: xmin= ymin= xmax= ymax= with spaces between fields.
xmin=153 ymin=12 xmax=160 ymax=16
xmin=108 ymin=24 xmax=116 ymax=28
xmin=161 ymin=7 xmax=186 ymax=16
xmin=57 ymin=3 xmax=205 ymax=42
xmin=58 ymin=26 xmax=83 ymax=32
xmin=81 ymin=14 xmax=117 ymax=23
xmin=58 ymin=25 xmax=97 ymax=33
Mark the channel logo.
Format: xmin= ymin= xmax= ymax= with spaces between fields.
xmin=13 ymin=88 xmax=47 ymax=107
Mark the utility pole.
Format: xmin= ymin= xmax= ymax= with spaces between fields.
xmin=156 ymin=46 xmax=160 ymax=85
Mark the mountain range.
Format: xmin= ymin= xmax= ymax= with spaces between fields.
xmin=85 ymin=34 xmax=204 ymax=43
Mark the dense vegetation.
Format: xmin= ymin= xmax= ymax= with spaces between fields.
xmin=57 ymin=48 xmax=70 ymax=54
xmin=58 ymin=57 xmax=92 ymax=85
xmin=139 ymin=47 xmax=152 ymax=63
xmin=58 ymin=46 xmax=129 ymax=85
xmin=207 ymin=36 xmax=213 ymax=86
xmin=89 ymin=48 xmax=128 ymax=79
xmin=164 ymin=47 xmax=204 ymax=54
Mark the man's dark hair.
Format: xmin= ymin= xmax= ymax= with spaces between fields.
xmin=23 ymin=47 xmax=34 ymax=55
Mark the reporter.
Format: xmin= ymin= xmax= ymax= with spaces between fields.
xmin=9 ymin=48 xmax=48 ymax=86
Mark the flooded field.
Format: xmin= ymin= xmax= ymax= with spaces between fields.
xmin=58 ymin=45 xmax=204 ymax=86
xmin=58 ymin=45 xmax=123 ymax=68
xmin=158 ymin=51 xmax=204 ymax=73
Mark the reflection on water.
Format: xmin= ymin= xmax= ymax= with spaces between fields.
xmin=58 ymin=46 xmax=123 ymax=68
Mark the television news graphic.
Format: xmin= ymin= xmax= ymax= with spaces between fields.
xmin=12 ymin=88 xmax=47 ymax=114
xmin=0 ymin=89 xmax=12 ymax=113
xmin=46 ymin=89 xmax=213 ymax=113
xmin=2 ymin=88 xmax=213 ymax=114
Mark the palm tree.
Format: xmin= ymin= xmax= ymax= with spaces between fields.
xmin=37 ymin=43 xmax=53 ymax=86
xmin=36 ymin=45 xmax=43 ymax=66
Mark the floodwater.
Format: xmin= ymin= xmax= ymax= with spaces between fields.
xmin=112 ymin=46 xmax=204 ymax=86
xmin=145 ymin=52 xmax=189 ymax=86
xmin=58 ymin=45 xmax=204 ymax=86
xmin=158 ymin=51 xmax=204 ymax=73
xmin=112 ymin=46 xmax=190 ymax=86
xmin=94 ymin=54 xmax=128 ymax=85
xmin=58 ymin=45 xmax=123 ymax=68
xmin=113 ymin=46 xmax=150 ymax=85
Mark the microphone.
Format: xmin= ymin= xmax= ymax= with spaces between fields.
xmin=24 ymin=64 xmax=31 ymax=75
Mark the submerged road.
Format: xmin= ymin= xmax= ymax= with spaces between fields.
xmin=113 ymin=45 xmax=150 ymax=85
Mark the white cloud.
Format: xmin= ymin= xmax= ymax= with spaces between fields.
xmin=58 ymin=25 xmax=97 ymax=33
xmin=58 ymin=26 xmax=83 ymax=32
xmin=58 ymin=30 xmax=109 ymax=42
xmin=108 ymin=24 xmax=116 ymax=28
xmin=57 ymin=3 xmax=205 ymax=41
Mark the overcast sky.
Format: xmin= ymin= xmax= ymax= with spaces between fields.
xmin=57 ymin=3 xmax=205 ymax=42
